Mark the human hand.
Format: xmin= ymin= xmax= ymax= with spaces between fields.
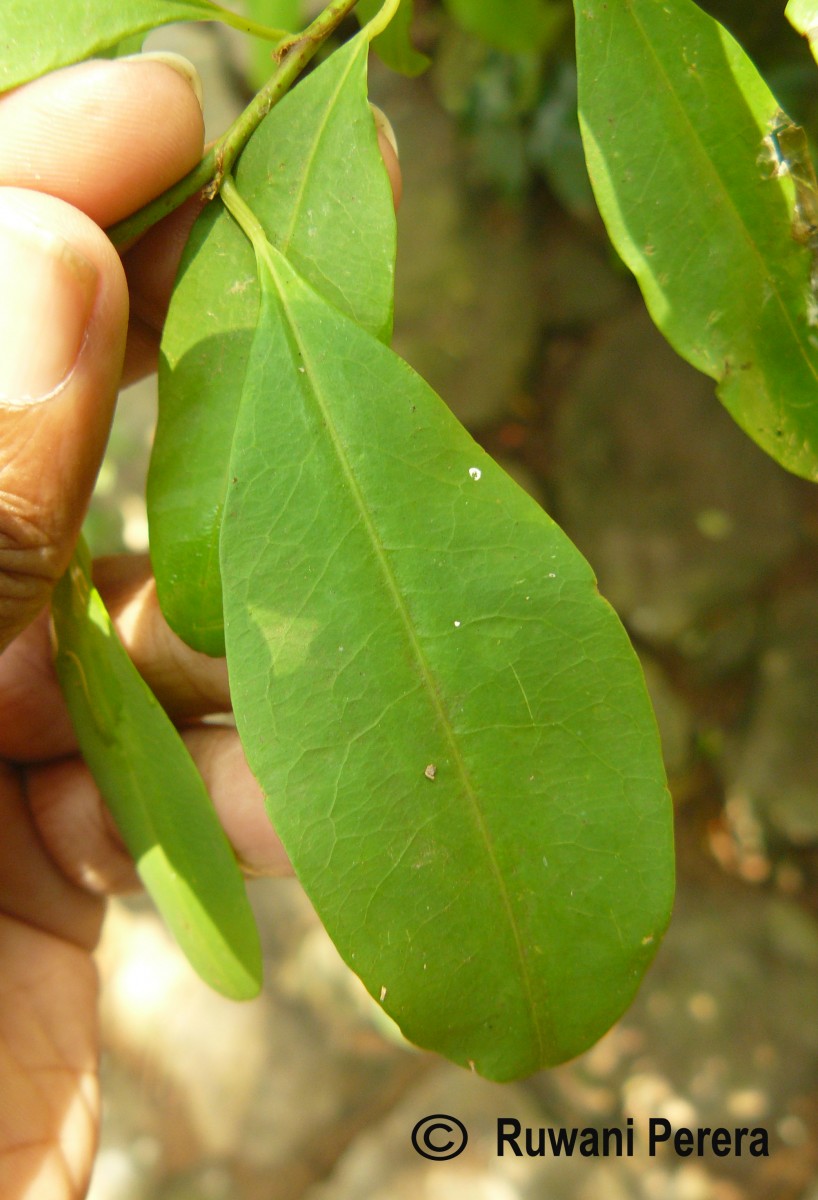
xmin=0 ymin=52 xmax=400 ymax=1199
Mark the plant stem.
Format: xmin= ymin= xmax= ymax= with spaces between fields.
xmin=212 ymin=6 xmax=289 ymax=41
xmin=360 ymin=0 xmax=400 ymax=40
xmin=221 ymin=175 xmax=269 ymax=253
xmin=108 ymin=0 xmax=361 ymax=247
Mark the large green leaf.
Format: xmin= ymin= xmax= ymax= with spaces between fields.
xmin=355 ymin=0 xmax=429 ymax=76
xmin=148 ymin=30 xmax=396 ymax=656
xmin=575 ymin=0 xmax=818 ymax=482
xmin=0 ymin=0 xmax=280 ymax=92
xmin=52 ymin=539 xmax=262 ymax=1000
xmin=220 ymin=219 xmax=674 ymax=1079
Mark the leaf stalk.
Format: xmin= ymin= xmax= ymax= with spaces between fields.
xmin=108 ymin=0 xmax=360 ymax=246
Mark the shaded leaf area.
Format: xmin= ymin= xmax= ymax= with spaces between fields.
xmin=148 ymin=31 xmax=396 ymax=655
xmin=0 ymin=0 xmax=268 ymax=92
xmin=442 ymin=0 xmax=568 ymax=55
xmin=220 ymin=235 xmax=674 ymax=1079
xmin=355 ymin=0 xmax=430 ymax=77
xmin=244 ymin=0 xmax=303 ymax=91
xmin=52 ymin=539 xmax=262 ymax=1000
xmin=575 ymin=0 xmax=818 ymax=481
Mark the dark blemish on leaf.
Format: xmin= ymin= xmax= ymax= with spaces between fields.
xmin=424 ymin=763 xmax=436 ymax=780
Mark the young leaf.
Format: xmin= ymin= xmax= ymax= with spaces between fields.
xmin=148 ymin=30 xmax=396 ymax=656
xmin=220 ymin=213 xmax=674 ymax=1079
xmin=575 ymin=0 xmax=818 ymax=481
xmin=355 ymin=0 xmax=429 ymax=77
xmin=0 ymin=0 xmax=286 ymax=93
xmin=443 ymin=0 xmax=567 ymax=56
xmin=52 ymin=538 xmax=263 ymax=1001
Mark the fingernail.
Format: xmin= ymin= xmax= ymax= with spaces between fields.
xmin=370 ymin=103 xmax=400 ymax=160
xmin=121 ymin=51 xmax=204 ymax=112
xmin=0 ymin=209 xmax=99 ymax=406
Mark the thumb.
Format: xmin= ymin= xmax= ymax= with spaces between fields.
xmin=0 ymin=188 xmax=128 ymax=649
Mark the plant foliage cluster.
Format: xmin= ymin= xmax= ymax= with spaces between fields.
xmin=4 ymin=0 xmax=817 ymax=1079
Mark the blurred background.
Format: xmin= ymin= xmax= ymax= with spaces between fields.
xmin=85 ymin=2 xmax=818 ymax=1196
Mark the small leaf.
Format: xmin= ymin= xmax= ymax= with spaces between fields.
xmin=0 ymin=0 xmax=276 ymax=92
xmin=575 ymin=0 xmax=818 ymax=481
xmin=148 ymin=30 xmax=396 ymax=655
xmin=220 ymin=227 xmax=674 ymax=1079
xmin=52 ymin=539 xmax=262 ymax=1001
xmin=443 ymin=0 xmax=567 ymax=56
xmin=355 ymin=0 xmax=430 ymax=77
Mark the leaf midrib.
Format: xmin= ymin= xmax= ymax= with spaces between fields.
xmin=260 ymin=244 xmax=550 ymax=1064
xmin=279 ymin=37 xmax=363 ymax=256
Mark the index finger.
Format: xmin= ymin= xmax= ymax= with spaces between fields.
xmin=0 ymin=55 xmax=205 ymax=227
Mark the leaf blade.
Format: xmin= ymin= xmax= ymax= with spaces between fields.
xmin=355 ymin=0 xmax=430 ymax=76
xmin=575 ymin=0 xmax=818 ymax=481
xmin=221 ymin=239 xmax=674 ymax=1077
xmin=1 ymin=0 xmax=250 ymax=92
xmin=52 ymin=539 xmax=262 ymax=1001
xmin=149 ymin=30 xmax=396 ymax=655
xmin=442 ymin=0 xmax=567 ymax=55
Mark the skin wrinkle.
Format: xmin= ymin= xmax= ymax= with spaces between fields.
xmin=0 ymin=993 xmax=97 ymax=1200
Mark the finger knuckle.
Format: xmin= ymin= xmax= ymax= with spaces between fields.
xmin=0 ymin=487 xmax=65 ymax=629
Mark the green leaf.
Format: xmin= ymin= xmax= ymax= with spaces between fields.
xmin=0 ymin=0 xmax=281 ymax=92
xmin=786 ymin=0 xmax=818 ymax=67
xmin=148 ymin=30 xmax=396 ymax=656
xmin=220 ymin=220 xmax=674 ymax=1079
xmin=97 ymin=33 xmax=147 ymax=59
xmin=244 ymin=0 xmax=303 ymax=91
xmin=575 ymin=0 xmax=818 ymax=482
xmin=442 ymin=0 xmax=567 ymax=56
xmin=52 ymin=539 xmax=262 ymax=1001
xmin=355 ymin=0 xmax=430 ymax=77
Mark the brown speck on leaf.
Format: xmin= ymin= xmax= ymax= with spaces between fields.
xmin=424 ymin=763 xmax=436 ymax=780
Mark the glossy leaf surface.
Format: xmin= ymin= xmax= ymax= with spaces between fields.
xmin=52 ymin=539 xmax=262 ymax=1000
xmin=149 ymin=30 xmax=396 ymax=655
xmin=575 ymin=0 xmax=818 ymax=481
xmin=355 ymin=0 xmax=429 ymax=76
xmin=0 ymin=0 xmax=270 ymax=92
xmin=220 ymin=234 xmax=674 ymax=1079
